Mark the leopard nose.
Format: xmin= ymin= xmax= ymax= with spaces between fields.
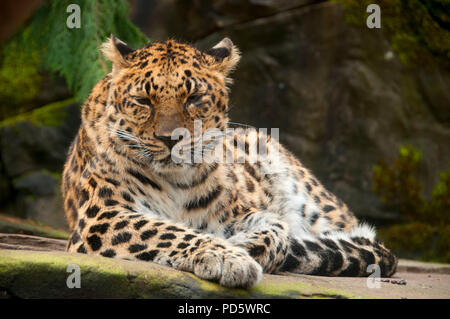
xmin=154 ymin=135 xmax=180 ymax=150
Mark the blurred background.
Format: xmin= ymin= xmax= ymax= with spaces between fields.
xmin=0 ymin=0 xmax=448 ymax=262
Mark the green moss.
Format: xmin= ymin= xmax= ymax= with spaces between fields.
xmin=48 ymin=171 xmax=62 ymax=180
xmin=0 ymin=250 xmax=137 ymax=298
xmin=25 ymin=194 xmax=36 ymax=201
xmin=188 ymin=273 xmax=366 ymax=299
xmin=0 ymin=98 xmax=76 ymax=128
xmin=0 ymin=38 xmax=42 ymax=119
xmin=39 ymin=169 xmax=62 ymax=181
xmin=250 ymin=281 xmax=359 ymax=299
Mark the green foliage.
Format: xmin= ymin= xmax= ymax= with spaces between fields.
xmin=427 ymin=169 xmax=450 ymax=225
xmin=0 ymin=37 xmax=42 ymax=118
xmin=378 ymin=223 xmax=450 ymax=263
xmin=373 ymin=145 xmax=424 ymax=220
xmin=3 ymin=0 xmax=148 ymax=104
xmin=373 ymin=144 xmax=450 ymax=262
xmin=333 ymin=0 xmax=450 ymax=68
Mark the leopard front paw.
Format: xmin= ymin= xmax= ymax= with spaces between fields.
xmin=192 ymin=247 xmax=263 ymax=288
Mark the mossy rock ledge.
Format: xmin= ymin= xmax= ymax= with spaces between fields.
xmin=1 ymin=246 xmax=450 ymax=299
xmin=0 ymin=249 xmax=357 ymax=299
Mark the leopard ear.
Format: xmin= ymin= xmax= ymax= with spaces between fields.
xmin=101 ymin=34 xmax=134 ymax=73
xmin=205 ymin=38 xmax=240 ymax=76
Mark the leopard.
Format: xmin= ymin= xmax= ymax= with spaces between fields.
xmin=62 ymin=35 xmax=397 ymax=288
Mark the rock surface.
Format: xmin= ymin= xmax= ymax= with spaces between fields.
xmin=0 ymin=99 xmax=80 ymax=229
xmin=0 ymin=233 xmax=66 ymax=251
xmin=0 ymin=233 xmax=449 ymax=299
xmin=0 ymin=214 xmax=69 ymax=239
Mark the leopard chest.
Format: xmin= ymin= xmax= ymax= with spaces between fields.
xmin=129 ymin=178 xmax=226 ymax=232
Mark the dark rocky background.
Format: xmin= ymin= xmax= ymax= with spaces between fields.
xmin=0 ymin=0 xmax=448 ymax=256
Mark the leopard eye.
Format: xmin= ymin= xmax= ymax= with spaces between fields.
xmin=185 ymin=94 xmax=203 ymax=106
xmin=134 ymin=97 xmax=153 ymax=108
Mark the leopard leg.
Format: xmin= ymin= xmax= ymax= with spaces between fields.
xmin=281 ymin=224 xmax=398 ymax=277
xmin=68 ymin=211 xmax=263 ymax=288
xmin=226 ymin=211 xmax=290 ymax=273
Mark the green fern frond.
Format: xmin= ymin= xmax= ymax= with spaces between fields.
xmin=8 ymin=0 xmax=148 ymax=102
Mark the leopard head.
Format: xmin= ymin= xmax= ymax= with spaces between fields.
xmin=99 ymin=35 xmax=240 ymax=169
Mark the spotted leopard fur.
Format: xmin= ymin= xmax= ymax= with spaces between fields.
xmin=62 ymin=36 xmax=397 ymax=288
